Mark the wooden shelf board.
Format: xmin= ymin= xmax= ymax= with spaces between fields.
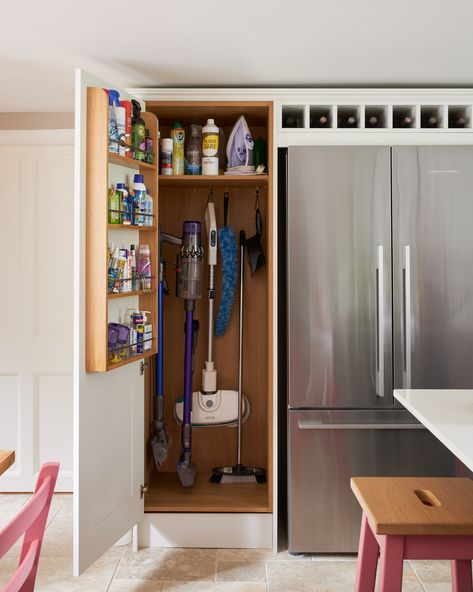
xmin=159 ymin=174 xmax=269 ymax=187
xmin=106 ymin=349 xmax=155 ymax=371
xmin=108 ymin=289 xmax=156 ymax=300
xmin=144 ymin=471 xmax=270 ymax=513
xmin=108 ymin=224 xmax=157 ymax=231
xmin=108 ymin=153 xmax=157 ymax=171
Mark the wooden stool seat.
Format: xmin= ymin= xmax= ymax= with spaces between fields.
xmin=351 ymin=476 xmax=473 ymax=536
xmin=351 ymin=477 xmax=473 ymax=592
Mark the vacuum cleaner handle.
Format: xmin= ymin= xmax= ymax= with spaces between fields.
xmin=205 ymin=202 xmax=217 ymax=267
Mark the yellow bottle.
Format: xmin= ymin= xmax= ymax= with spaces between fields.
xmin=171 ymin=122 xmax=185 ymax=175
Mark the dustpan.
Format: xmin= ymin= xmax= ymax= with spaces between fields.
xmin=226 ymin=116 xmax=255 ymax=173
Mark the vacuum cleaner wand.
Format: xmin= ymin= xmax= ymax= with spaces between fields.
xmin=176 ymin=221 xmax=203 ymax=488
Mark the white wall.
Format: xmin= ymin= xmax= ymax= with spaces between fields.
xmin=0 ymin=129 xmax=74 ymax=491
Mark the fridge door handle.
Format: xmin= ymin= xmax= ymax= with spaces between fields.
xmin=376 ymin=245 xmax=384 ymax=397
xmin=297 ymin=419 xmax=424 ymax=430
xmin=403 ymin=245 xmax=412 ymax=388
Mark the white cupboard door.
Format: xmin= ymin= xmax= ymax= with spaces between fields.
xmin=74 ymin=69 xmax=145 ymax=575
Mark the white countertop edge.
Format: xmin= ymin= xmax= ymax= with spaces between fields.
xmin=394 ymin=389 xmax=473 ymax=473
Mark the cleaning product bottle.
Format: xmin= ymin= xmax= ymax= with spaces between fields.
xmin=171 ymin=122 xmax=185 ymax=175
xmin=132 ymin=174 xmax=147 ymax=226
xmin=145 ymin=129 xmax=154 ymax=164
xmin=202 ymin=119 xmax=219 ymax=175
xmin=145 ymin=192 xmax=154 ymax=226
xmin=116 ymin=183 xmax=131 ymax=225
xmin=161 ymin=139 xmax=173 ymax=175
xmin=138 ymin=244 xmax=152 ymax=291
xmin=108 ymin=188 xmax=120 ymax=224
xmin=131 ymin=100 xmax=146 ymax=161
xmin=108 ymin=90 xmax=120 ymax=154
xmin=130 ymin=244 xmax=138 ymax=291
xmin=121 ymin=100 xmax=132 ymax=156
xmin=187 ymin=124 xmax=202 ymax=175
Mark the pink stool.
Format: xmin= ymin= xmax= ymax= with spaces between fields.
xmin=351 ymin=477 xmax=473 ymax=592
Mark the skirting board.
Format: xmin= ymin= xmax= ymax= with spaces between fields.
xmin=138 ymin=513 xmax=273 ymax=549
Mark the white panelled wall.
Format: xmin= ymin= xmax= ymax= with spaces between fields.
xmin=0 ymin=130 xmax=74 ymax=492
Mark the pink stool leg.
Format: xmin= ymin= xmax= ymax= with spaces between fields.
xmin=355 ymin=513 xmax=378 ymax=592
xmin=452 ymin=560 xmax=473 ymax=592
xmin=378 ymin=535 xmax=404 ymax=592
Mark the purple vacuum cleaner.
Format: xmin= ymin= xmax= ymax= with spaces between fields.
xmin=176 ymin=221 xmax=204 ymax=487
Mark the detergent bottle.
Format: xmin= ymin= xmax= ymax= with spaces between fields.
xmin=131 ymin=100 xmax=146 ymax=161
xmin=202 ymin=119 xmax=219 ymax=175
xmin=132 ymin=174 xmax=147 ymax=226
xmin=171 ymin=122 xmax=185 ymax=175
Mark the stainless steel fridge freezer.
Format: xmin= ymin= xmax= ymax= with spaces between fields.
xmin=284 ymin=146 xmax=473 ymax=553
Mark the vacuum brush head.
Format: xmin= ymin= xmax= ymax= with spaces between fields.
xmin=177 ymin=454 xmax=197 ymax=488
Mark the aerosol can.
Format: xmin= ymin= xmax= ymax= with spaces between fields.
xmin=176 ymin=221 xmax=204 ymax=487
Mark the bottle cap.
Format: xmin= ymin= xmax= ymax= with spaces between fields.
xmin=108 ymin=89 xmax=120 ymax=106
xmin=207 ymin=119 xmax=215 ymax=125
xmin=116 ymin=183 xmax=127 ymax=191
xmin=133 ymin=174 xmax=144 ymax=184
xmin=162 ymin=138 xmax=173 ymax=151
xmin=173 ymin=122 xmax=183 ymax=129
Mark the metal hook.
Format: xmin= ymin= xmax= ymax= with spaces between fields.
xmin=207 ymin=187 xmax=214 ymax=203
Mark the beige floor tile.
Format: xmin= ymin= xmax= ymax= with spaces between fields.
xmin=410 ymin=560 xmax=454 ymax=592
xmin=162 ymin=583 xmax=267 ymax=592
xmin=109 ymin=579 xmax=164 ymax=591
xmin=216 ymin=560 xmax=266 ymax=582
xmin=311 ymin=554 xmax=357 ymax=562
xmin=115 ymin=548 xmax=217 ymax=582
xmin=267 ymin=560 xmax=358 ymax=592
xmin=216 ymin=548 xmax=311 ymax=561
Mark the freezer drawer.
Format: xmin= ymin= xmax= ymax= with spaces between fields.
xmin=288 ymin=410 xmax=468 ymax=553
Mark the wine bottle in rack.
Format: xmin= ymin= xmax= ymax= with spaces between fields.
xmin=394 ymin=113 xmax=413 ymax=128
xmin=366 ymin=115 xmax=379 ymax=128
xmin=421 ymin=113 xmax=439 ymax=128
xmin=311 ymin=114 xmax=330 ymax=128
xmin=338 ymin=114 xmax=357 ymax=128
xmin=449 ymin=112 xmax=467 ymax=128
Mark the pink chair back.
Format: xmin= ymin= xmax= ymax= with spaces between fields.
xmin=0 ymin=462 xmax=59 ymax=592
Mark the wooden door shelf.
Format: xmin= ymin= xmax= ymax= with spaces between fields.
xmin=107 ymin=289 xmax=156 ymax=299
xmin=108 ymin=224 xmax=157 ymax=231
xmin=145 ymin=472 xmax=271 ymax=513
xmin=108 ymin=152 xmax=157 ymax=170
xmin=107 ymin=350 xmax=154 ymax=371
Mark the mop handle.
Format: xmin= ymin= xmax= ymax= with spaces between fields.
xmin=183 ymin=307 xmax=194 ymax=430
xmin=157 ymin=265 xmax=164 ymax=398
xmin=237 ymin=233 xmax=245 ymax=466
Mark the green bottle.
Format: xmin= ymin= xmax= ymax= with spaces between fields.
xmin=131 ymin=100 xmax=145 ymax=161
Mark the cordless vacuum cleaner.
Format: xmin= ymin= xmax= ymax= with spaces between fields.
xmin=176 ymin=221 xmax=204 ymax=487
xmin=175 ymin=200 xmax=249 ymax=426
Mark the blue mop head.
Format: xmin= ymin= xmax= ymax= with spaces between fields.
xmin=215 ymin=226 xmax=238 ymax=337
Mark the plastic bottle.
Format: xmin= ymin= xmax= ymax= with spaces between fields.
xmin=131 ymin=100 xmax=146 ymax=161
xmin=121 ymin=100 xmax=132 ymax=156
xmin=116 ymin=183 xmax=131 ymax=225
xmin=138 ymin=245 xmax=152 ymax=291
xmin=144 ymin=129 xmax=154 ymax=164
xmin=132 ymin=174 xmax=147 ymax=226
xmin=187 ymin=124 xmax=202 ymax=175
xmin=130 ymin=244 xmax=138 ymax=291
xmin=171 ymin=122 xmax=185 ymax=175
xmin=108 ymin=90 xmax=120 ymax=154
xmin=202 ymin=119 xmax=219 ymax=175
xmin=145 ymin=192 xmax=154 ymax=226
xmin=161 ymin=139 xmax=173 ymax=175
xmin=108 ymin=188 xmax=120 ymax=224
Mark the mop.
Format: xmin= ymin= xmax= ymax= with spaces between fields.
xmin=210 ymin=231 xmax=266 ymax=484
xmin=176 ymin=221 xmax=204 ymax=488
xmin=174 ymin=197 xmax=249 ymax=426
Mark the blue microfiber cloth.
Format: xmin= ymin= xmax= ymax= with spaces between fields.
xmin=215 ymin=193 xmax=238 ymax=337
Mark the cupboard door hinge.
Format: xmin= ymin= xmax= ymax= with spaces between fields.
xmin=140 ymin=483 xmax=148 ymax=499
xmin=140 ymin=361 xmax=148 ymax=375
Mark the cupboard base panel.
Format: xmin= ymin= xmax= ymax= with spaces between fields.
xmin=144 ymin=472 xmax=271 ymax=513
xmin=138 ymin=511 xmax=273 ymax=549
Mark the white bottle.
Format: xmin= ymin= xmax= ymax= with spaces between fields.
xmin=145 ymin=193 xmax=154 ymax=226
xmin=115 ymin=105 xmax=126 ymax=156
xmin=202 ymin=119 xmax=219 ymax=175
xmin=132 ymin=174 xmax=147 ymax=226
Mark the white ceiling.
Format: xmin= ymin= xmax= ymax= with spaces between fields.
xmin=2 ymin=0 xmax=473 ymax=111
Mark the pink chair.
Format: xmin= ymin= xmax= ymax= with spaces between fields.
xmin=0 ymin=463 xmax=59 ymax=592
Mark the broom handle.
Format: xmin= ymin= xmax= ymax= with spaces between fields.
xmin=237 ymin=233 xmax=245 ymax=466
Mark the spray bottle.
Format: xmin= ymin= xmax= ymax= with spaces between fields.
xmin=108 ymin=90 xmax=120 ymax=154
xmin=131 ymin=100 xmax=146 ymax=161
xmin=187 ymin=124 xmax=202 ymax=175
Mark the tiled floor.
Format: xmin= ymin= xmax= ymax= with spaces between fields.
xmin=0 ymin=493 xmax=453 ymax=591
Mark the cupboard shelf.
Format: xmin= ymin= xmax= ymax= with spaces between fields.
xmin=106 ymin=350 xmax=154 ymax=372
xmin=108 ymin=224 xmax=157 ymax=231
xmin=107 ymin=289 xmax=156 ymax=300
xmin=158 ymin=174 xmax=269 ymax=187
xmin=108 ymin=152 xmax=157 ymax=170
xmin=144 ymin=472 xmax=271 ymax=513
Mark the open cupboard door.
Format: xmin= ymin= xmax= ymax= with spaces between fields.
xmin=73 ymin=69 xmax=146 ymax=575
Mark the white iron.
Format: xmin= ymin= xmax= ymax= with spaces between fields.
xmin=226 ymin=115 xmax=255 ymax=173
xmin=174 ymin=197 xmax=249 ymax=427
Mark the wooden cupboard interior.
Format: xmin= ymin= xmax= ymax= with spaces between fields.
xmin=86 ymin=92 xmax=273 ymax=513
